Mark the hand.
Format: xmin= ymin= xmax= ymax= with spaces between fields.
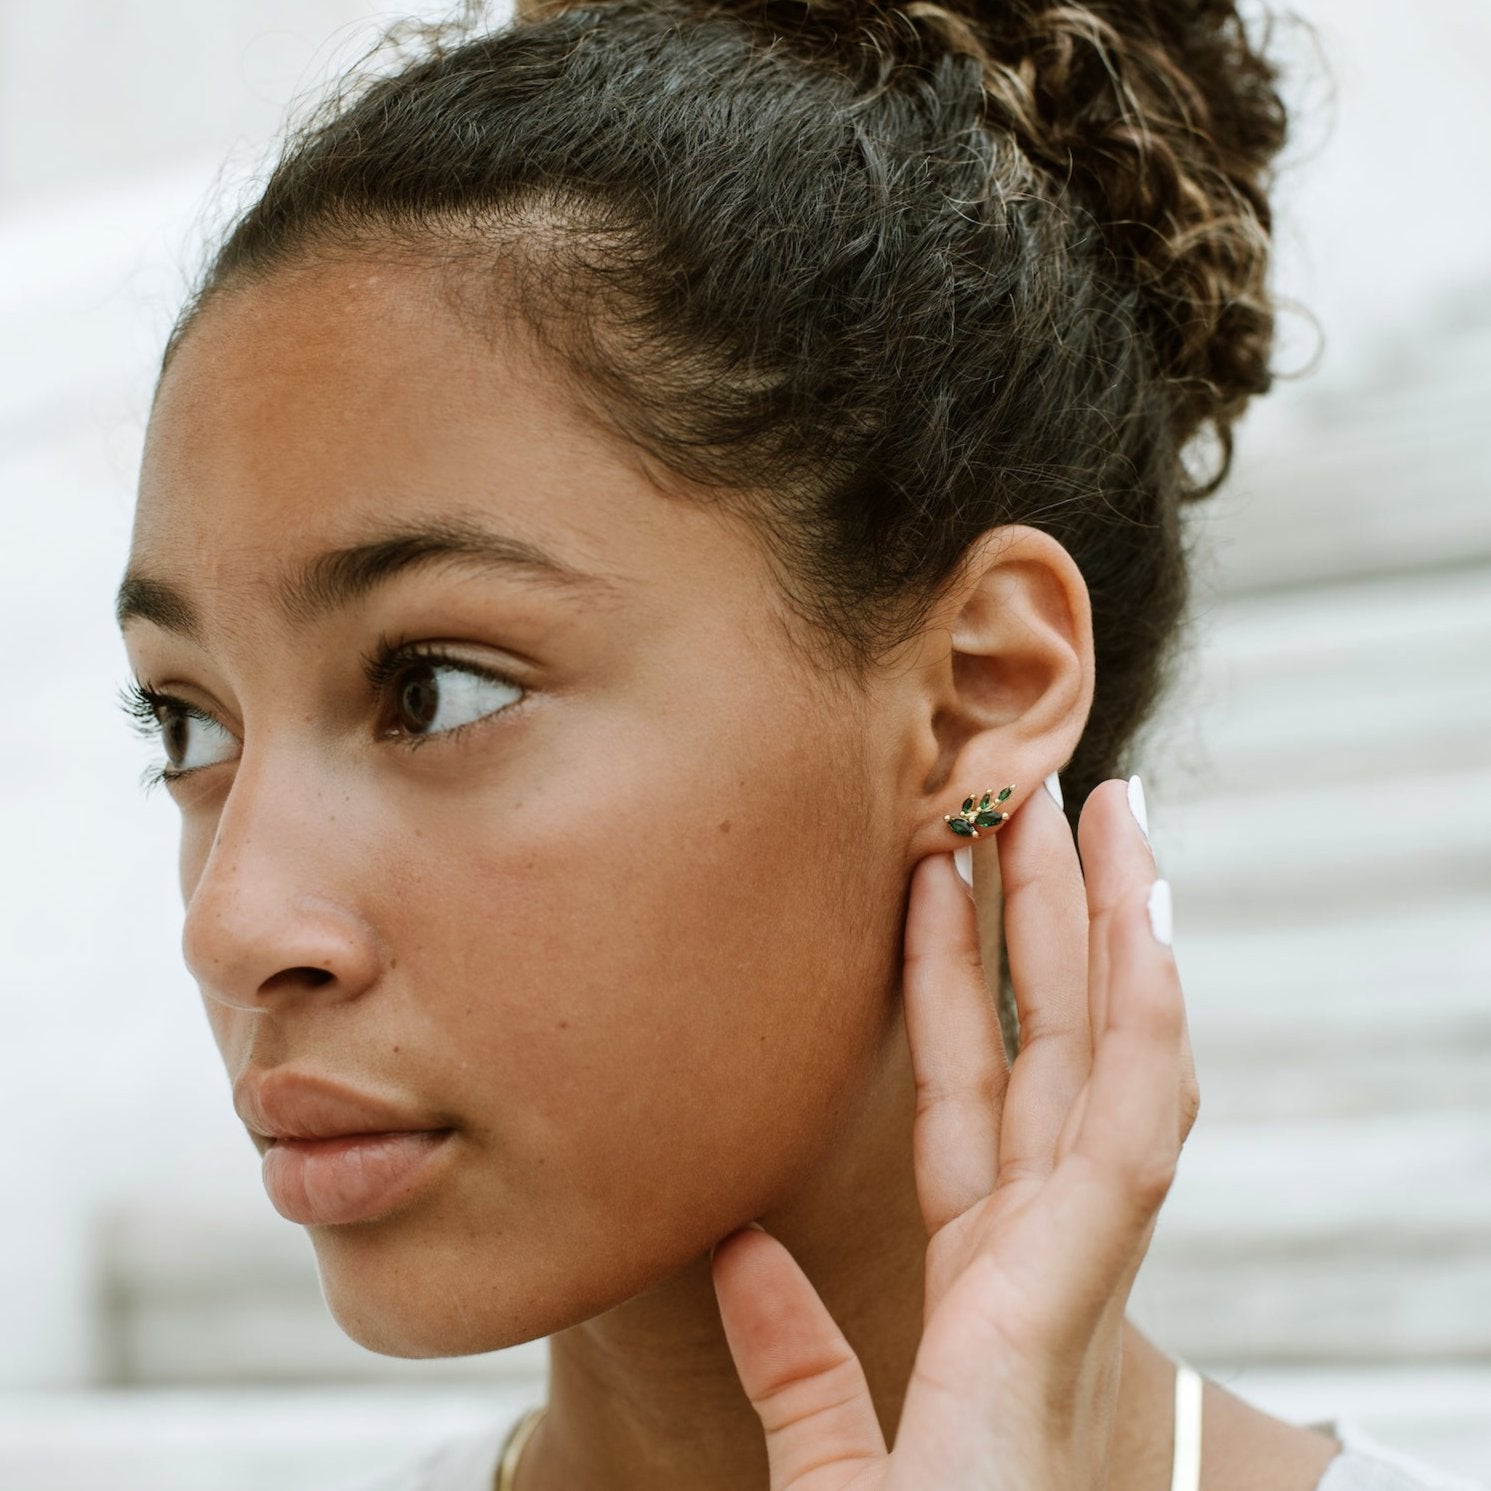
xmin=710 ymin=776 xmax=1201 ymax=1489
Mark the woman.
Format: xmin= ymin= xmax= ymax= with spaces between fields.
xmin=113 ymin=1 xmax=1485 ymax=1487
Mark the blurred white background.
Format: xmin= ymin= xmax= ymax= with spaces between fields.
xmin=0 ymin=1 xmax=1487 ymax=1487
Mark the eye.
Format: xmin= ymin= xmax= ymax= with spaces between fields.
xmin=120 ymin=682 xmax=239 ymax=784
xmin=373 ymin=646 xmax=526 ymax=741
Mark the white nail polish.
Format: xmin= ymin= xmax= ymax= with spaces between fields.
xmin=1127 ymin=774 xmax=1150 ymax=847
xmin=952 ymin=844 xmax=974 ymax=897
xmin=1147 ymin=878 xmax=1173 ymax=946
xmin=1044 ymin=770 xmax=1063 ymax=809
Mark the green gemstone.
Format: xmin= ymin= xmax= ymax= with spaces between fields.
xmin=978 ymin=792 xmax=992 ymax=810
xmin=996 ymin=786 xmax=1012 ymax=802
xmin=974 ymin=811 xmax=1004 ymax=828
xmin=961 ymin=796 xmax=975 ymax=814
xmin=947 ymin=817 xmax=975 ymax=836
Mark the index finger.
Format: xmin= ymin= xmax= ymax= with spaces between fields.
xmin=902 ymin=850 xmax=1010 ymax=1236
xmin=982 ymin=774 xmax=1093 ymax=1188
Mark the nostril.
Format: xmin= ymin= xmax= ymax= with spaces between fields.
xmin=183 ymin=890 xmax=385 ymax=1008
xmin=261 ymin=965 xmax=337 ymax=995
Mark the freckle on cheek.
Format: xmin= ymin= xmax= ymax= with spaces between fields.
xmin=717 ymin=819 xmax=731 ymax=834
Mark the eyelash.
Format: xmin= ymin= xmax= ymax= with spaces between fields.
xmin=119 ymin=635 xmax=524 ymax=792
xmin=119 ymin=681 xmax=207 ymax=794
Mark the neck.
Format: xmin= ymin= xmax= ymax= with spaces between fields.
xmin=517 ymin=994 xmax=1180 ymax=1491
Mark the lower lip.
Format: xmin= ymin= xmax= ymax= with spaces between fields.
xmin=260 ymin=1130 xmax=455 ymax=1226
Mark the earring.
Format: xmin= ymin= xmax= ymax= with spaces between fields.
xmin=944 ymin=785 xmax=1014 ymax=838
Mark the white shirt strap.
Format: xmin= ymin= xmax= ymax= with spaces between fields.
xmin=1171 ymin=1359 xmax=1204 ymax=1491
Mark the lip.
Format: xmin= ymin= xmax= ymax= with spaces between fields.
xmin=261 ymin=1129 xmax=455 ymax=1226
xmin=235 ymin=1068 xmax=455 ymax=1226
xmin=234 ymin=1067 xmax=447 ymax=1142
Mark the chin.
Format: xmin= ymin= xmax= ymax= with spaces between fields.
xmin=303 ymin=1216 xmax=653 ymax=1358
xmin=305 ymin=1215 xmax=560 ymax=1359
xmin=305 ymin=1198 xmax=722 ymax=1359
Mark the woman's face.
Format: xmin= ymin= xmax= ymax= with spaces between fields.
xmin=119 ymin=257 xmax=923 ymax=1355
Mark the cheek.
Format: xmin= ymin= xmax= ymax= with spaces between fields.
xmin=382 ymin=686 xmax=902 ymax=1221
xmin=306 ymin=670 xmax=907 ymax=1354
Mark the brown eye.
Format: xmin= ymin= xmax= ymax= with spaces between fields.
xmin=396 ymin=664 xmax=440 ymax=733
xmin=387 ymin=656 xmax=524 ymax=738
xmin=156 ymin=702 xmax=238 ymax=772
xmin=163 ymin=712 xmax=192 ymax=765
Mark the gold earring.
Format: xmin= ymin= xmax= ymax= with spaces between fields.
xmin=944 ymin=785 xmax=1014 ymax=838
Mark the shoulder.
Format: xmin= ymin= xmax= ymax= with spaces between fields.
xmin=325 ymin=1416 xmax=517 ymax=1491
xmin=1312 ymin=1418 xmax=1490 ymax=1491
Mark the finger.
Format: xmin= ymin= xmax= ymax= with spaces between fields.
xmin=987 ymin=777 xmax=1092 ymax=1189
xmin=1037 ymin=876 xmax=1191 ymax=1338
xmin=903 ymin=851 xmax=1010 ymax=1235
xmin=1077 ymin=776 xmax=1159 ymax=1038
xmin=1045 ymin=777 xmax=1163 ymax=1169
xmin=711 ymin=1226 xmax=887 ymax=1489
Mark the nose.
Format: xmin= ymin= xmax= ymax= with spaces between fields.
xmin=180 ymin=754 xmax=385 ymax=1012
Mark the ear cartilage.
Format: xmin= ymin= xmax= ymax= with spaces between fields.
xmin=943 ymin=784 xmax=1014 ymax=838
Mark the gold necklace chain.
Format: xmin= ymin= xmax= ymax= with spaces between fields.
xmin=497 ymin=1403 xmax=547 ymax=1491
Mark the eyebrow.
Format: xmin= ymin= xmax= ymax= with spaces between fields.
xmin=115 ymin=515 xmax=605 ymax=639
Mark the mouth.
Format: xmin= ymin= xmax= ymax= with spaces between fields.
xmin=260 ymin=1128 xmax=457 ymax=1226
xmin=234 ymin=1068 xmax=457 ymax=1226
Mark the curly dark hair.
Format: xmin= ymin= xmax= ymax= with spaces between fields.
xmin=162 ymin=0 xmax=1291 ymax=1032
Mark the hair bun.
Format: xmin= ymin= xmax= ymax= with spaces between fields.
xmin=927 ymin=0 xmax=1289 ymax=487
xmin=684 ymin=0 xmax=1287 ymax=490
xmin=525 ymin=0 xmax=1288 ymax=490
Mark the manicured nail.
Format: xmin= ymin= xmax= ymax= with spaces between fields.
xmin=1044 ymin=770 xmax=1063 ymax=809
xmin=1147 ymin=878 xmax=1173 ymax=946
xmin=1127 ymin=774 xmax=1150 ymax=847
xmin=952 ymin=844 xmax=974 ymax=897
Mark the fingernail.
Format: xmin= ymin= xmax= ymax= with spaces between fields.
xmin=1044 ymin=770 xmax=1063 ymax=809
xmin=1147 ymin=878 xmax=1173 ymax=946
xmin=1127 ymin=774 xmax=1150 ymax=848
xmin=952 ymin=844 xmax=974 ymax=897
xmin=710 ymin=1220 xmax=766 ymax=1260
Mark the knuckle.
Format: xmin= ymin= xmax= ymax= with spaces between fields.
xmin=1018 ymin=1009 xmax=1091 ymax=1053
xmin=1179 ymin=1073 xmax=1203 ymax=1135
xmin=997 ymin=1154 xmax=1054 ymax=1191
xmin=752 ymin=1348 xmax=864 ymax=1434
xmin=915 ymin=1064 xmax=1005 ymax=1118
xmin=1130 ymin=1153 xmax=1179 ymax=1208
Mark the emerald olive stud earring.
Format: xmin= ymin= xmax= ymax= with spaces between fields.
xmin=944 ymin=785 xmax=1014 ymax=838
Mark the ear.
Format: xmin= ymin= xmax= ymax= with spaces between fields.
xmin=902 ymin=524 xmax=1094 ymax=863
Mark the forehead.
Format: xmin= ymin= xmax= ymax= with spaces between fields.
xmin=129 ymin=256 xmax=768 ymax=629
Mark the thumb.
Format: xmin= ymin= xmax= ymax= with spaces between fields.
xmin=711 ymin=1225 xmax=888 ymax=1490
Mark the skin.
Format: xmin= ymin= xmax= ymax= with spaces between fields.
xmin=119 ymin=256 xmax=1343 ymax=1489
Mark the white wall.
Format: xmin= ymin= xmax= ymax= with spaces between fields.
xmin=0 ymin=2 xmax=458 ymax=205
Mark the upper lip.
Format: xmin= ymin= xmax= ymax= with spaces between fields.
xmin=234 ymin=1068 xmax=449 ymax=1142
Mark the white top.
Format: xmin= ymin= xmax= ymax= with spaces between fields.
xmin=332 ymin=1409 xmax=1490 ymax=1491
